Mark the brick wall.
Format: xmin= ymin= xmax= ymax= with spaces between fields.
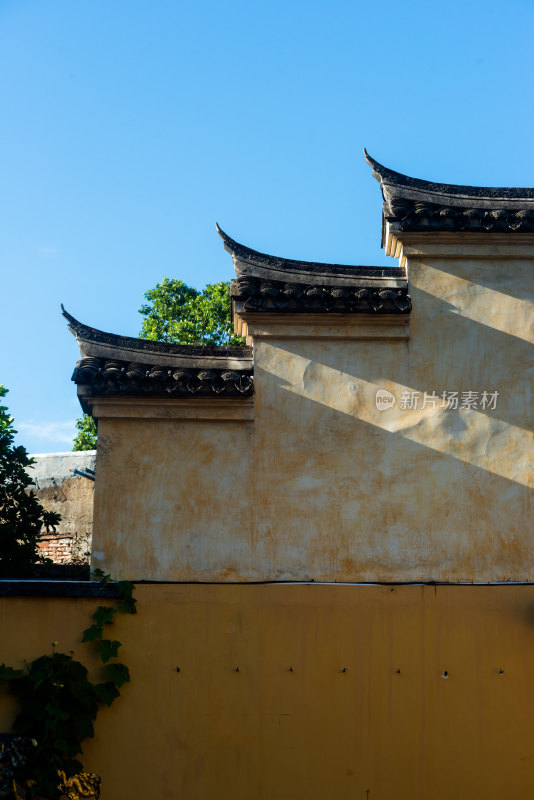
xmin=37 ymin=532 xmax=90 ymax=564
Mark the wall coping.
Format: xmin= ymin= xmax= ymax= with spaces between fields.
xmin=85 ymin=395 xmax=255 ymax=420
xmin=0 ymin=581 xmax=120 ymax=598
xmin=2 ymin=580 xmax=533 ymax=597
xmin=234 ymin=312 xmax=410 ymax=341
xmin=385 ymin=228 xmax=534 ymax=263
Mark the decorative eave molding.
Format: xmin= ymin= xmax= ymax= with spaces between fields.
xmin=72 ymin=356 xmax=254 ymax=415
xmin=365 ymin=150 xmax=534 ymax=241
xmin=231 ymin=276 xmax=411 ymax=315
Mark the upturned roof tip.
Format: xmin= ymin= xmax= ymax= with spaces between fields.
xmin=61 ymin=304 xmax=78 ymax=328
xmin=363 ymin=147 xmax=374 ymax=167
xmin=363 ymin=148 xmax=387 ymax=174
xmin=363 ymin=150 xmax=413 ymax=189
xmin=363 ymin=150 xmax=534 ymax=200
xmin=215 ymin=223 xmax=237 ymax=251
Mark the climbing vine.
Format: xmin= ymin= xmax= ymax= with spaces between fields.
xmin=0 ymin=570 xmax=136 ymax=799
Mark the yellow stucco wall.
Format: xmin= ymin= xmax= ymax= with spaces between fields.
xmin=91 ymin=244 xmax=533 ymax=582
xmin=2 ymin=584 xmax=534 ymax=800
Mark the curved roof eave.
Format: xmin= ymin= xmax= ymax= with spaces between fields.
xmin=216 ymin=224 xmax=406 ymax=286
xmin=61 ymin=305 xmax=253 ymax=370
xmin=364 ymin=149 xmax=534 ymax=206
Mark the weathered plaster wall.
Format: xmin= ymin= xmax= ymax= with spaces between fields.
xmin=91 ymin=247 xmax=533 ymax=582
xmin=28 ymin=452 xmax=95 ymax=563
xmin=92 ymin=419 xmax=253 ymax=580
xmin=2 ymin=584 xmax=534 ymax=800
xmin=246 ymin=252 xmax=533 ymax=582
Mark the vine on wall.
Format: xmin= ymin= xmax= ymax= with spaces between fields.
xmin=0 ymin=570 xmax=137 ymax=799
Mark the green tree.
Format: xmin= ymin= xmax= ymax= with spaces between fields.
xmin=73 ymin=278 xmax=244 ymax=449
xmin=72 ymin=414 xmax=97 ymax=451
xmin=0 ymin=385 xmax=60 ymax=577
xmin=139 ymin=277 xmax=244 ymax=346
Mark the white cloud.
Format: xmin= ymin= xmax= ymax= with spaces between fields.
xmin=17 ymin=420 xmax=76 ymax=444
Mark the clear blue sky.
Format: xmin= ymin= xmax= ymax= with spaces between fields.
xmin=2 ymin=0 xmax=533 ymax=452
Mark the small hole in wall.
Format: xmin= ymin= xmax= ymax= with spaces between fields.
xmin=498 ymin=668 xmax=504 ymax=675
xmin=441 ymin=671 xmax=449 ymax=679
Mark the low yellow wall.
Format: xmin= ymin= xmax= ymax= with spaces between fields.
xmin=2 ymin=584 xmax=534 ymax=800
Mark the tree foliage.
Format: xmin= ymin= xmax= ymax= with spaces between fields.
xmin=73 ymin=277 xmax=244 ymax=449
xmin=0 ymin=386 xmax=60 ymax=577
xmin=72 ymin=414 xmax=97 ymax=451
xmin=138 ymin=277 xmax=244 ymax=346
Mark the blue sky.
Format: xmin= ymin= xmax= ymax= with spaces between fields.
xmin=1 ymin=0 xmax=533 ymax=452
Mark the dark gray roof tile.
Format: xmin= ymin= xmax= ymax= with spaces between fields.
xmin=365 ymin=150 xmax=534 ymax=234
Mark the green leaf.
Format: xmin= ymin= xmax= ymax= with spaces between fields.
xmin=44 ymin=703 xmax=70 ymax=721
xmin=0 ymin=384 xmax=64 ymax=578
xmin=118 ymin=596 xmax=137 ymax=614
xmin=138 ymin=278 xmax=245 ymax=346
xmin=96 ymin=639 xmax=122 ymax=663
xmin=104 ymin=662 xmax=130 ymax=687
xmin=53 ymin=738 xmax=71 ymax=755
xmin=72 ymin=414 xmax=97 ymax=451
xmin=82 ymin=624 xmax=102 ymax=643
xmin=116 ymin=580 xmax=137 ymax=614
xmin=92 ymin=568 xmax=111 ymax=585
xmin=94 ymin=681 xmax=121 ymax=707
xmin=92 ymin=606 xmax=116 ymax=627
xmin=92 ymin=567 xmax=105 ymax=580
